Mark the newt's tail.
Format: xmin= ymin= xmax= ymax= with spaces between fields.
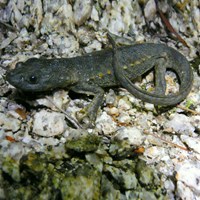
xmin=108 ymin=34 xmax=193 ymax=106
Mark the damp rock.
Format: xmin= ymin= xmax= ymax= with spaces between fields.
xmin=85 ymin=153 xmax=103 ymax=172
xmin=2 ymin=156 xmax=20 ymax=182
xmin=65 ymin=129 xmax=101 ymax=152
xmin=101 ymin=175 xmax=122 ymax=199
xmin=61 ymin=163 xmax=101 ymax=199
xmin=136 ymin=160 xmax=154 ymax=185
xmin=104 ymin=164 xmax=138 ymax=190
xmin=126 ymin=189 xmax=158 ymax=200
xmin=33 ymin=110 xmax=66 ymax=137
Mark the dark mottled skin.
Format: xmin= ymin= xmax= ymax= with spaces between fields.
xmin=6 ymin=43 xmax=193 ymax=124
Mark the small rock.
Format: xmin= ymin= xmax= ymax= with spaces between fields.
xmin=193 ymin=8 xmax=200 ymax=31
xmin=144 ymin=0 xmax=156 ymax=20
xmin=33 ymin=110 xmax=66 ymax=137
xmin=104 ymin=164 xmax=138 ymax=190
xmin=91 ymin=5 xmax=99 ymax=21
xmin=73 ymin=0 xmax=92 ymax=26
xmin=177 ymin=181 xmax=198 ymax=200
xmin=2 ymin=156 xmax=20 ymax=182
xmin=96 ymin=111 xmax=117 ymax=135
xmin=117 ymin=112 xmax=131 ymax=124
xmin=106 ymin=107 xmax=119 ymax=116
xmin=114 ymin=127 xmax=144 ymax=146
xmin=144 ymin=146 xmax=166 ymax=161
xmin=180 ymin=135 xmax=200 ymax=154
xmin=118 ymin=97 xmax=132 ymax=110
xmin=164 ymin=114 xmax=195 ymax=135
xmin=105 ymin=89 xmax=116 ymax=105
xmin=36 ymin=90 xmax=70 ymax=111
xmin=65 ymin=129 xmax=100 ymax=152
xmin=60 ymin=163 xmax=101 ymax=199
xmin=0 ymin=113 xmax=21 ymax=132
xmin=85 ymin=153 xmax=103 ymax=172
xmin=136 ymin=160 xmax=153 ymax=185
xmin=176 ymin=163 xmax=200 ymax=196
xmin=84 ymin=39 xmax=102 ymax=53
xmin=109 ymin=128 xmax=143 ymax=158
xmin=144 ymin=102 xmax=154 ymax=111
xmin=0 ymin=32 xmax=17 ymax=49
xmin=191 ymin=115 xmax=200 ymax=132
xmin=0 ymin=74 xmax=9 ymax=96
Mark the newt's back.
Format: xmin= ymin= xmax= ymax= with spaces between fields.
xmin=6 ymin=43 xmax=193 ymax=106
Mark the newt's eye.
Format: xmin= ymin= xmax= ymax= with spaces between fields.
xmin=29 ymin=75 xmax=37 ymax=84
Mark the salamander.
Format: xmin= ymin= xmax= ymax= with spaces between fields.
xmin=6 ymin=40 xmax=193 ymax=126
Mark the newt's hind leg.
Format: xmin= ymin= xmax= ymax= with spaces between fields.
xmin=154 ymin=57 xmax=167 ymax=96
xmin=71 ymin=83 xmax=104 ymax=127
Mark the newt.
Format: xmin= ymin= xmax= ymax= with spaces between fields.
xmin=6 ymin=39 xmax=193 ymax=126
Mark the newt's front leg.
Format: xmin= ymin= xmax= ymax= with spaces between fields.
xmin=71 ymin=83 xmax=104 ymax=127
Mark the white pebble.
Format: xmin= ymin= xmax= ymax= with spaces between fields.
xmin=180 ymin=135 xmax=200 ymax=154
xmin=114 ymin=127 xmax=144 ymax=146
xmin=164 ymin=114 xmax=195 ymax=135
xmin=33 ymin=110 xmax=66 ymax=137
xmin=96 ymin=111 xmax=117 ymax=135
xmin=0 ymin=113 xmax=21 ymax=132
xmin=118 ymin=98 xmax=132 ymax=110
xmin=117 ymin=112 xmax=131 ymax=124
xmin=176 ymin=163 xmax=200 ymax=196
xmin=144 ymin=0 xmax=156 ymax=20
xmin=73 ymin=0 xmax=92 ymax=26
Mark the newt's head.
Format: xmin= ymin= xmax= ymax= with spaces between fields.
xmin=6 ymin=58 xmax=78 ymax=92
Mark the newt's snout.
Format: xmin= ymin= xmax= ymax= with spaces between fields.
xmin=6 ymin=70 xmax=24 ymax=90
xmin=6 ymin=70 xmax=16 ymax=85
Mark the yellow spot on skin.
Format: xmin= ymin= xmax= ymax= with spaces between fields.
xmin=135 ymin=60 xmax=142 ymax=65
xmin=98 ymin=72 xmax=104 ymax=79
xmin=107 ymin=70 xmax=111 ymax=75
xmin=130 ymin=56 xmax=152 ymax=67
xmin=123 ymin=65 xmax=128 ymax=70
xmin=131 ymin=60 xmax=141 ymax=66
